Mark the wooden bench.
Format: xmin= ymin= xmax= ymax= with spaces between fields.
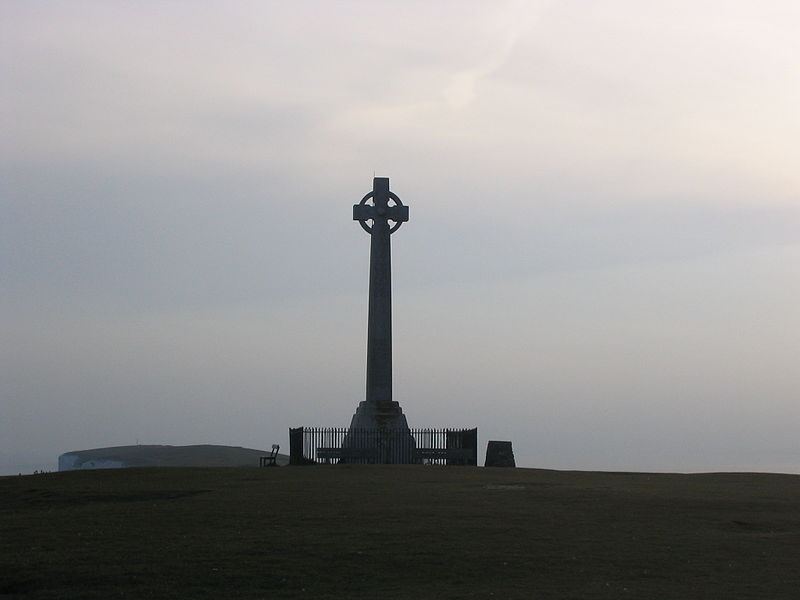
xmin=414 ymin=448 xmax=473 ymax=463
xmin=314 ymin=447 xmax=473 ymax=464
xmin=316 ymin=447 xmax=380 ymax=462
xmin=259 ymin=444 xmax=280 ymax=467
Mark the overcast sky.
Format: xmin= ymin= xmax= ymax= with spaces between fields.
xmin=2 ymin=1 xmax=799 ymax=474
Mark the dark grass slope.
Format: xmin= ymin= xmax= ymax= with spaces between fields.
xmin=2 ymin=466 xmax=800 ymax=599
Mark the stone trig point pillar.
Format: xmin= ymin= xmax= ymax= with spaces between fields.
xmin=349 ymin=177 xmax=413 ymax=441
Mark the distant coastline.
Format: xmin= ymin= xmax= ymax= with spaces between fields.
xmin=1 ymin=444 xmax=289 ymax=476
xmin=0 ymin=462 xmax=58 ymax=476
xmin=58 ymin=444 xmax=288 ymax=471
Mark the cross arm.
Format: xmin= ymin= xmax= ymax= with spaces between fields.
xmin=353 ymin=204 xmax=409 ymax=222
xmin=387 ymin=204 xmax=409 ymax=222
xmin=353 ymin=204 xmax=375 ymax=221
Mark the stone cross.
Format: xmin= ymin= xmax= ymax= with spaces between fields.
xmin=353 ymin=177 xmax=408 ymax=409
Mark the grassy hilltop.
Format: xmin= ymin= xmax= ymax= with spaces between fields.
xmin=2 ymin=465 xmax=800 ymax=599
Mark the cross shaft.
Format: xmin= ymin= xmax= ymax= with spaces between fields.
xmin=353 ymin=178 xmax=408 ymax=408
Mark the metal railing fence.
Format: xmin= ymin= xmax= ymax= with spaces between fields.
xmin=289 ymin=427 xmax=477 ymax=466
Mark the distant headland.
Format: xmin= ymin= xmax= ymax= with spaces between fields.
xmin=58 ymin=444 xmax=288 ymax=471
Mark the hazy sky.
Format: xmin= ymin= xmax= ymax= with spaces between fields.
xmin=2 ymin=1 xmax=799 ymax=474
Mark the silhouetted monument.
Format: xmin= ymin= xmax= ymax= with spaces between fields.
xmin=287 ymin=179 xmax=478 ymax=465
xmin=346 ymin=178 xmax=414 ymax=460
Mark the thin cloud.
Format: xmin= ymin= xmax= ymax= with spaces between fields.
xmin=444 ymin=0 xmax=547 ymax=109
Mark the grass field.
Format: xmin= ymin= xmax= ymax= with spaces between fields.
xmin=2 ymin=465 xmax=800 ymax=599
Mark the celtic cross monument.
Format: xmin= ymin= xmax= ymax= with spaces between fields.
xmin=349 ymin=177 xmax=412 ymax=434
xmin=286 ymin=178 xmax=478 ymax=465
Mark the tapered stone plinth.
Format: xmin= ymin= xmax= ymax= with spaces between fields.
xmin=348 ymin=401 xmax=410 ymax=430
xmin=345 ymin=401 xmax=415 ymax=463
xmin=485 ymin=441 xmax=516 ymax=467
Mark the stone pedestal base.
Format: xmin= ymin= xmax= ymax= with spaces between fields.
xmin=485 ymin=440 xmax=516 ymax=467
xmin=344 ymin=401 xmax=416 ymax=464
